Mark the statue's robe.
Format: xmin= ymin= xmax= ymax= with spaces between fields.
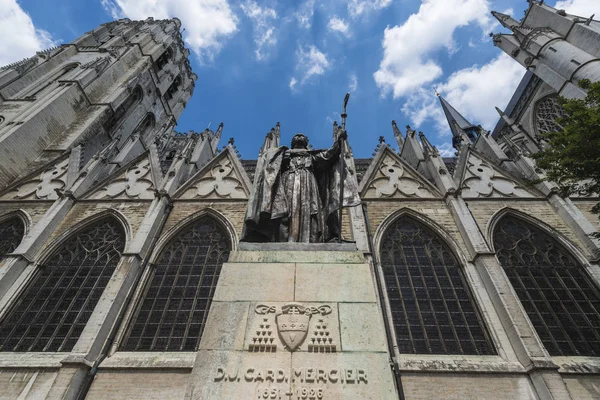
xmin=242 ymin=141 xmax=359 ymax=243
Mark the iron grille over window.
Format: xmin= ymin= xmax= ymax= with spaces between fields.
xmin=120 ymin=216 xmax=230 ymax=352
xmin=0 ymin=217 xmax=24 ymax=257
xmin=494 ymin=216 xmax=600 ymax=356
xmin=380 ymin=216 xmax=495 ymax=355
xmin=535 ymin=95 xmax=566 ymax=135
xmin=0 ymin=218 xmax=124 ymax=352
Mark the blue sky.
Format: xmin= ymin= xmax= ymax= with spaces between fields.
xmin=1 ymin=0 xmax=597 ymax=158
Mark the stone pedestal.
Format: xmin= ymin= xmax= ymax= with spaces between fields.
xmin=185 ymin=244 xmax=398 ymax=400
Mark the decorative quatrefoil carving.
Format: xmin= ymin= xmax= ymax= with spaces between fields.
xmin=2 ymin=158 xmax=69 ymax=200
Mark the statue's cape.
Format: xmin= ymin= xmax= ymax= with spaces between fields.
xmin=242 ymin=146 xmax=360 ymax=242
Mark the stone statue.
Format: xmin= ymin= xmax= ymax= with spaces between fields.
xmin=242 ymin=132 xmax=359 ymax=243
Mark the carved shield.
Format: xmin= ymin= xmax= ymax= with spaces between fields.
xmin=276 ymin=311 xmax=310 ymax=351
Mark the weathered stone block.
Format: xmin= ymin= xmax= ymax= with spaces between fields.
xmin=289 ymin=352 xmax=398 ymax=400
xmin=185 ymin=350 xmax=292 ymax=400
xmin=295 ymin=263 xmax=377 ymax=303
xmin=200 ymin=301 xmax=250 ymax=351
xmin=228 ymin=250 xmax=365 ymax=264
xmin=339 ymin=303 xmax=388 ymax=352
xmin=213 ymin=262 xmax=295 ymax=302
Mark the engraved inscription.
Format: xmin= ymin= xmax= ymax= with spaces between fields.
xmin=215 ymin=367 xmax=368 ymax=399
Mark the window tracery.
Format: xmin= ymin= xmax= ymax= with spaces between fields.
xmin=0 ymin=216 xmax=25 ymax=257
xmin=380 ymin=216 xmax=495 ymax=355
xmin=120 ymin=216 xmax=230 ymax=352
xmin=0 ymin=217 xmax=125 ymax=352
xmin=494 ymin=216 xmax=600 ymax=356
xmin=534 ymin=95 xmax=566 ymax=135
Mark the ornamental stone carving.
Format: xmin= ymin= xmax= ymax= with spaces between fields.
xmin=247 ymin=302 xmax=337 ymax=353
xmin=2 ymin=158 xmax=69 ymax=200
xmin=365 ymin=155 xmax=435 ymax=198
xmin=91 ymin=157 xmax=155 ymax=199
xmin=461 ymin=154 xmax=532 ymax=198
xmin=181 ymin=157 xmax=247 ymax=199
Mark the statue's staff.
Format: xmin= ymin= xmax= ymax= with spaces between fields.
xmin=338 ymin=93 xmax=350 ymax=242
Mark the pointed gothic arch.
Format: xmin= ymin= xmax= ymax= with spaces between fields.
xmin=0 ymin=215 xmax=126 ymax=352
xmin=493 ymin=213 xmax=600 ymax=356
xmin=120 ymin=212 xmax=232 ymax=352
xmin=378 ymin=210 xmax=496 ymax=355
xmin=0 ymin=211 xmax=27 ymax=258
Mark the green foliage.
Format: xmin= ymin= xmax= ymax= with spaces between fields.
xmin=531 ymin=79 xmax=600 ymax=234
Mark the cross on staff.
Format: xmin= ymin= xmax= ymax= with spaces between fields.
xmin=338 ymin=93 xmax=350 ymax=242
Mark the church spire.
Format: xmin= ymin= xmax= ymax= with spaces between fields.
xmin=391 ymin=120 xmax=404 ymax=150
xmin=211 ymin=122 xmax=224 ymax=154
xmin=491 ymin=11 xmax=530 ymax=42
xmin=438 ymin=95 xmax=477 ymax=149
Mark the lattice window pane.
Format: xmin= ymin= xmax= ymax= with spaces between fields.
xmin=535 ymin=95 xmax=566 ymax=135
xmin=120 ymin=216 xmax=230 ymax=352
xmin=0 ymin=217 xmax=24 ymax=257
xmin=0 ymin=218 xmax=124 ymax=352
xmin=494 ymin=216 xmax=600 ymax=356
xmin=380 ymin=216 xmax=496 ymax=355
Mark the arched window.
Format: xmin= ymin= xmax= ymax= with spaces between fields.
xmin=494 ymin=215 xmax=600 ymax=356
xmin=0 ymin=217 xmax=125 ymax=352
xmin=163 ymin=75 xmax=182 ymax=101
xmin=534 ymin=94 xmax=566 ymax=136
xmin=155 ymin=47 xmax=174 ymax=71
xmin=136 ymin=113 xmax=156 ymax=139
xmin=120 ymin=216 xmax=230 ymax=351
xmin=380 ymin=215 xmax=495 ymax=355
xmin=103 ymin=85 xmax=143 ymax=135
xmin=0 ymin=216 xmax=25 ymax=258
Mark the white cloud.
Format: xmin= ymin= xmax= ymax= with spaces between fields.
xmin=349 ymin=74 xmax=358 ymax=92
xmin=241 ymin=1 xmax=277 ymax=61
xmin=348 ymin=0 xmax=391 ymax=18
xmin=374 ymin=0 xmax=495 ymax=99
xmin=402 ymin=54 xmax=524 ymax=135
xmin=101 ymin=0 xmax=238 ymax=61
xmin=0 ymin=0 xmax=58 ymax=66
xmin=296 ymin=0 xmax=315 ymax=28
xmin=328 ymin=16 xmax=350 ymax=36
xmin=437 ymin=142 xmax=456 ymax=157
xmin=293 ymin=44 xmax=330 ymax=88
xmin=100 ymin=0 xmax=121 ymax=19
xmin=554 ymin=0 xmax=599 ymax=17
xmin=289 ymin=77 xmax=297 ymax=90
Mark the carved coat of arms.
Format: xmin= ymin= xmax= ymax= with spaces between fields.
xmin=255 ymin=303 xmax=332 ymax=352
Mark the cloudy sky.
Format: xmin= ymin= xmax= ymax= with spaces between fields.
xmin=1 ymin=0 xmax=597 ymax=158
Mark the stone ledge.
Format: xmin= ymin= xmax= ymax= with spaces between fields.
xmin=99 ymin=352 xmax=196 ymax=369
xmin=228 ymin=250 xmax=365 ymax=264
xmin=554 ymin=356 xmax=600 ymax=374
xmin=397 ymin=354 xmax=526 ymax=373
xmin=0 ymin=352 xmax=65 ymax=368
xmin=238 ymin=242 xmax=358 ymax=252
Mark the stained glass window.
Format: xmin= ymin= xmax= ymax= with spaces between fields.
xmin=535 ymin=95 xmax=566 ymax=136
xmin=0 ymin=217 xmax=125 ymax=352
xmin=120 ymin=216 xmax=230 ymax=352
xmin=380 ymin=216 xmax=495 ymax=355
xmin=494 ymin=216 xmax=600 ymax=356
xmin=0 ymin=216 xmax=25 ymax=257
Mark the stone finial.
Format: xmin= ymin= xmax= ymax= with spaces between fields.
xmin=228 ymin=137 xmax=235 ymax=145
xmin=418 ymin=131 xmax=440 ymax=157
xmin=379 ymin=136 xmax=385 ymax=144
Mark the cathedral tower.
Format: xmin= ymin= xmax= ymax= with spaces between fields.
xmin=0 ymin=17 xmax=196 ymax=188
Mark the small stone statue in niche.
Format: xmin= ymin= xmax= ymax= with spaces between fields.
xmin=242 ymin=132 xmax=359 ymax=243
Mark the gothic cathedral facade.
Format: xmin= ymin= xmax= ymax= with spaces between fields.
xmin=0 ymin=1 xmax=599 ymax=399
